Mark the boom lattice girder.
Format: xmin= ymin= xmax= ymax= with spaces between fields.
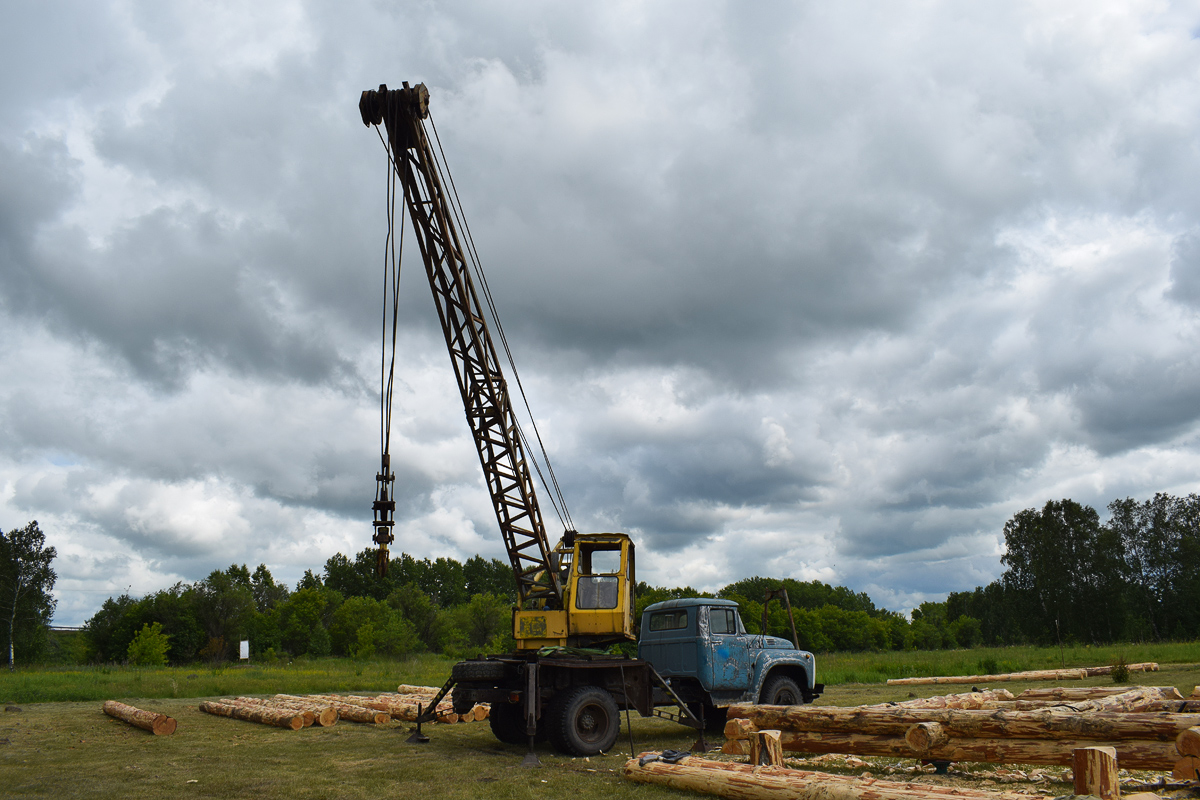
xmin=361 ymin=84 xmax=562 ymax=608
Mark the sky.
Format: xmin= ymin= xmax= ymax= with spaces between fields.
xmin=2 ymin=1 xmax=1200 ymax=626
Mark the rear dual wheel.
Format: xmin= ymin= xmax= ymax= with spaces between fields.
xmin=546 ymin=686 xmax=621 ymax=756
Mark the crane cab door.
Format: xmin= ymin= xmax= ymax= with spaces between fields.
xmin=567 ymin=535 xmax=635 ymax=641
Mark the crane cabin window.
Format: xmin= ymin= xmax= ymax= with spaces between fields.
xmin=648 ymin=609 xmax=690 ymax=632
xmin=575 ymin=544 xmax=622 ymax=610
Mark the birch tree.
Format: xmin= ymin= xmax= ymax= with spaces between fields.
xmin=0 ymin=521 xmax=57 ymax=669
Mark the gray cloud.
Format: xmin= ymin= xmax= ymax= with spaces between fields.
xmin=2 ymin=1 xmax=1200 ymax=622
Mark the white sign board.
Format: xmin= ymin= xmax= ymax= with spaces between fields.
xmin=239 ymin=639 xmax=250 ymax=661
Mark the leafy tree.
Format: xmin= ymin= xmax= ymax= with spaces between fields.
xmin=276 ymin=587 xmax=341 ymax=656
xmin=250 ymin=565 xmax=289 ymax=612
xmin=127 ymin=622 xmax=170 ymax=666
xmin=83 ymin=594 xmax=139 ymax=662
xmin=0 ymin=521 xmax=57 ymax=668
xmin=1001 ymin=499 xmax=1111 ymax=645
xmin=193 ymin=566 xmax=256 ymax=658
xmin=464 ymin=555 xmax=515 ymax=602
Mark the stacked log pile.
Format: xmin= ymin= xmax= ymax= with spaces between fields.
xmin=624 ymin=751 xmax=1059 ymax=800
xmin=199 ymin=700 xmax=306 ymax=730
xmin=197 ymin=686 xmax=490 ymax=730
xmin=723 ymin=686 xmax=1193 ymax=769
xmin=102 ymin=700 xmax=177 ymax=735
xmin=887 ymin=662 xmax=1158 ymax=686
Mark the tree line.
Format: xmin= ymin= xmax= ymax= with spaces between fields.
xmin=7 ymin=490 xmax=1199 ymax=666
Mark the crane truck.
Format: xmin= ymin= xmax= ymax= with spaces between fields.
xmin=357 ymin=82 xmax=821 ymax=760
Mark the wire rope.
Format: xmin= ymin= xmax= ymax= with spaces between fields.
xmin=425 ymin=113 xmax=575 ymax=532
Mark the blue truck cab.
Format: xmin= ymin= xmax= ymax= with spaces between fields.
xmin=638 ymin=598 xmax=822 ymax=726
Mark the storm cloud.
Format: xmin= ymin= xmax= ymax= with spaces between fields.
xmin=2 ymin=1 xmax=1199 ymax=623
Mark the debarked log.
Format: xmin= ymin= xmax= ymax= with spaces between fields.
xmin=235 ymin=696 xmax=337 ymax=727
xmin=275 ymin=695 xmax=388 ymax=725
xmin=199 ymin=700 xmax=303 ymax=730
xmin=865 ymin=690 xmax=1015 ymax=710
xmin=727 ymin=697 xmax=1198 ymax=741
xmin=761 ymin=729 xmax=1175 ymax=769
xmin=624 ymin=753 xmax=1050 ymax=800
xmin=102 ymin=700 xmax=177 ymax=735
xmin=886 ymin=663 xmax=1158 ymax=686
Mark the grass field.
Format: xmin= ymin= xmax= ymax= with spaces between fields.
xmin=3 ymin=645 xmax=1200 ymax=799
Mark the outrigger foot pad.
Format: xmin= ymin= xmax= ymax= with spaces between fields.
xmin=406 ymin=703 xmax=430 ymax=743
xmin=522 ymin=734 xmax=541 ymax=768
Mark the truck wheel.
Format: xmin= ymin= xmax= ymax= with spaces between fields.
xmin=760 ymin=675 xmax=803 ymax=706
xmin=488 ymin=702 xmax=527 ymax=745
xmin=452 ymin=659 xmax=507 ymax=682
xmin=546 ymin=685 xmax=620 ymax=756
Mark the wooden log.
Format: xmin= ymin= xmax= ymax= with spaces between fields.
xmin=887 ymin=663 xmax=1158 ymax=686
xmin=102 ymin=700 xmax=177 ymax=735
xmin=237 ymin=697 xmax=337 ymax=727
xmin=1018 ymin=687 xmax=1129 ymax=702
xmin=624 ymin=753 xmax=1050 ymax=800
xmin=1172 ymin=755 xmax=1200 ymax=781
xmin=750 ymin=730 xmax=784 ymax=767
xmin=472 ymin=704 xmax=489 ymax=721
xmin=199 ymin=700 xmax=303 ymax=730
xmin=904 ymin=722 xmax=948 ymax=754
xmin=233 ymin=698 xmax=314 ymax=727
xmin=396 ymin=684 xmax=440 ymax=696
xmin=313 ymin=693 xmax=455 ymax=722
xmin=726 ymin=698 xmax=1199 ymax=741
xmin=1177 ymin=726 xmax=1200 ymax=758
xmin=865 ymin=690 xmax=1015 ymax=710
xmin=1072 ymin=746 xmax=1119 ymax=800
xmin=1074 ymin=687 xmax=1184 ymax=713
xmin=722 ymin=737 xmax=751 ymax=756
xmin=765 ymin=730 xmax=1175 ymax=769
xmin=276 ymin=695 xmax=387 ymax=725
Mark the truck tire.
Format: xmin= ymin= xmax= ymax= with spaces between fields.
xmin=452 ymin=659 xmax=507 ymax=682
xmin=760 ymin=674 xmax=803 ymax=706
xmin=488 ymin=702 xmax=527 ymax=745
xmin=545 ymin=685 xmax=620 ymax=756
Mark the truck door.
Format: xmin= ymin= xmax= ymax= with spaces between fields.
xmin=705 ymin=606 xmax=750 ymax=690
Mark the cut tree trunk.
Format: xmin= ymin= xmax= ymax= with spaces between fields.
xmin=1072 ymin=746 xmax=1119 ymax=800
xmin=1172 ymin=755 xmax=1200 ymax=781
xmin=1176 ymin=726 xmax=1200 ymax=758
xmin=102 ymin=700 xmax=177 ymax=735
xmin=624 ymin=753 xmax=1049 ymax=800
xmin=235 ymin=696 xmax=336 ymax=727
xmin=904 ymin=722 xmax=948 ymax=754
xmin=198 ymin=700 xmax=303 ymax=730
xmin=751 ymin=730 xmax=784 ymax=767
xmin=275 ymin=695 xmax=387 ymax=725
xmin=865 ymin=690 xmax=1015 ymax=710
xmin=727 ymin=695 xmax=1196 ymax=741
xmin=1017 ymin=687 xmax=1129 ymax=702
xmin=757 ymin=730 xmax=1174 ymax=769
xmin=887 ymin=664 xmax=1158 ymax=686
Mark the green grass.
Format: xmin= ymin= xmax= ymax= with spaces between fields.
xmin=0 ymin=692 xmax=704 ymax=800
xmin=0 ymin=654 xmax=458 ymax=704
xmin=4 ymin=646 xmax=1197 ymax=800
xmin=817 ymin=640 xmax=1200 ymax=685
